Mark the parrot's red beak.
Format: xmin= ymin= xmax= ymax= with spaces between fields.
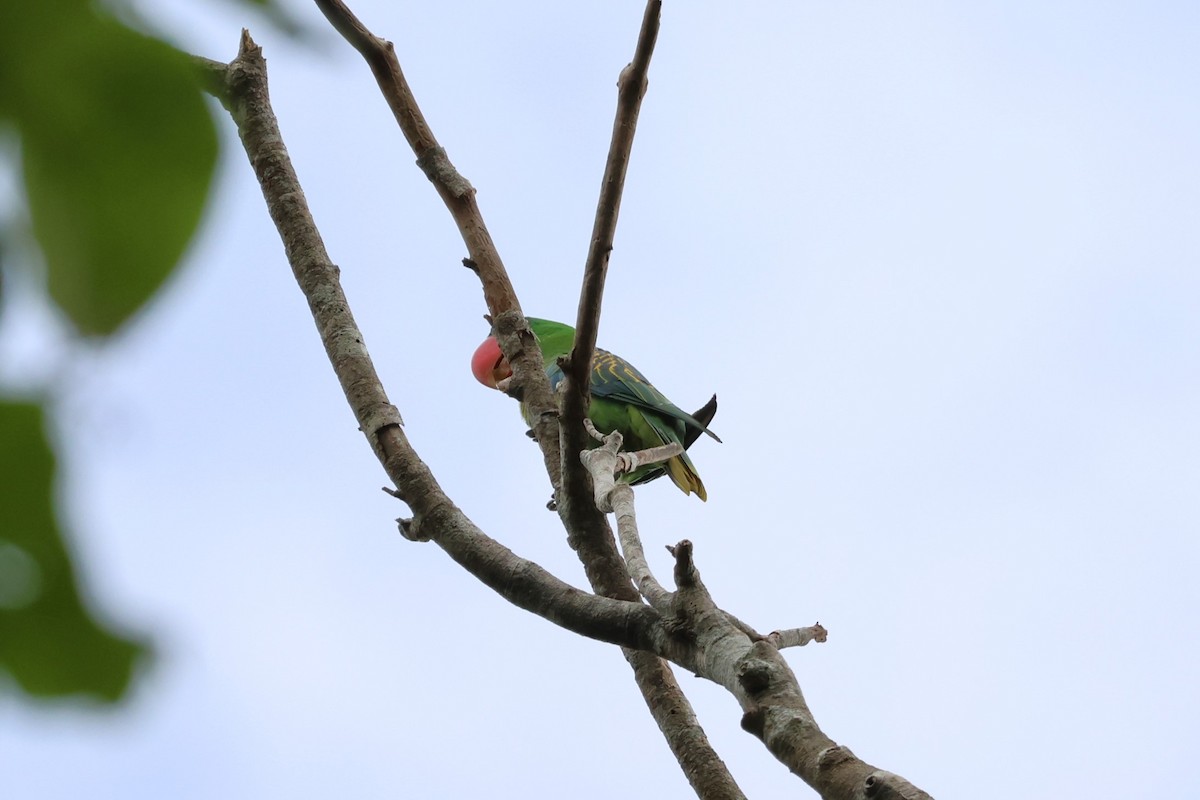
xmin=471 ymin=336 xmax=512 ymax=389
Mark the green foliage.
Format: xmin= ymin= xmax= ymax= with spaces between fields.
xmin=0 ymin=402 xmax=147 ymax=700
xmin=1 ymin=1 xmax=218 ymax=336
xmin=0 ymin=0 xmax=219 ymax=702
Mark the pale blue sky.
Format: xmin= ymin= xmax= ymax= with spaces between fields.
xmin=2 ymin=1 xmax=1198 ymax=797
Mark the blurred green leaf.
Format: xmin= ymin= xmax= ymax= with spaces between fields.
xmin=0 ymin=401 xmax=147 ymax=701
xmin=0 ymin=2 xmax=219 ymax=706
xmin=3 ymin=5 xmax=218 ymax=336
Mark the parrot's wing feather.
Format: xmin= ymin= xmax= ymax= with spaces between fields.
xmin=589 ymin=350 xmax=721 ymax=443
xmin=543 ymin=348 xmax=713 ymax=500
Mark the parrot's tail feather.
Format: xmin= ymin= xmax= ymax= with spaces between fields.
xmin=665 ymin=455 xmax=708 ymax=502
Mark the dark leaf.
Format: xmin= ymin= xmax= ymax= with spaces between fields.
xmin=0 ymin=401 xmax=147 ymax=701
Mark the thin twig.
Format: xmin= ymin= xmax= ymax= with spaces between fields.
xmin=611 ymin=485 xmax=671 ymax=609
xmin=192 ymin=56 xmax=233 ymax=110
xmin=560 ymin=0 xmax=662 ymax=499
xmin=769 ymin=624 xmax=829 ymax=649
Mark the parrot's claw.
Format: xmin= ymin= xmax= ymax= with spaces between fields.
xmin=583 ymin=418 xmax=608 ymax=443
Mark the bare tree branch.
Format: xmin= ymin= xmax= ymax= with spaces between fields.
xmin=578 ymin=423 xmax=931 ymax=798
xmin=538 ymin=28 xmax=691 ymax=758
xmin=311 ymin=0 xmax=563 ymax=491
xmin=307 ymin=5 xmax=746 ymax=796
xmin=612 ymin=484 xmax=672 ymax=608
xmin=560 ymin=0 xmax=662 ymax=504
xmin=307 ymin=1 xmax=628 ymax=615
xmin=528 ymin=18 xmax=729 ymax=794
xmin=622 ymin=651 xmax=745 ymax=800
xmin=196 ymin=32 xmax=665 ymax=654
xmin=200 ymin=11 xmax=934 ymax=800
xmin=216 ymin=9 xmax=745 ymax=798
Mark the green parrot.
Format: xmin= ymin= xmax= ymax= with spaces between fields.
xmin=471 ymin=317 xmax=720 ymax=500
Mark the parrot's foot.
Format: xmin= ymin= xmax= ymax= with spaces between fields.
xmin=583 ymin=417 xmax=614 ymax=444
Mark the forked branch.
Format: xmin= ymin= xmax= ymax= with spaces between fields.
xmin=199 ymin=5 xmax=935 ymax=798
xmin=580 ymin=422 xmax=673 ymax=609
xmin=195 ymin=34 xmax=654 ymax=653
xmin=234 ymin=4 xmax=744 ymax=798
xmin=578 ymin=427 xmax=933 ymax=800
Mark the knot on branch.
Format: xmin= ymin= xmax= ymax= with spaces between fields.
xmin=558 ymin=352 xmax=583 ymax=389
xmin=735 ymin=642 xmax=783 ymax=697
xmin=862 ymin=770 xmax=934 ymax=799
xmin=365 ymin=402 xmax=405 ymax=437
xmin=396 ymin=516 xmax=430 ymax=542
xmin=660 ymin=606 xmax=696 ymax=643
xmin=617 ymin=62 xmax=650 ymax=100
xmin=737 ymin=661 xmax=772 ymax=694
xmin=494 ymin=376 xmax=519 ymax=399
xmin=817 ymin=744 xmax=859 ymax=773
xmin=491 ymin=311 xmax=539 ymax=401
xmin=415 ymin=146 xmax=474 ymax=198
xmin=491 ymin=309 xmax=524 ymax=337
xmin=740 ymin=707 xmax=767 ymax=738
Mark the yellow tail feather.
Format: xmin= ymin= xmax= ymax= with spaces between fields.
xmin=665 ymin=455 xmax=707 ymax=501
